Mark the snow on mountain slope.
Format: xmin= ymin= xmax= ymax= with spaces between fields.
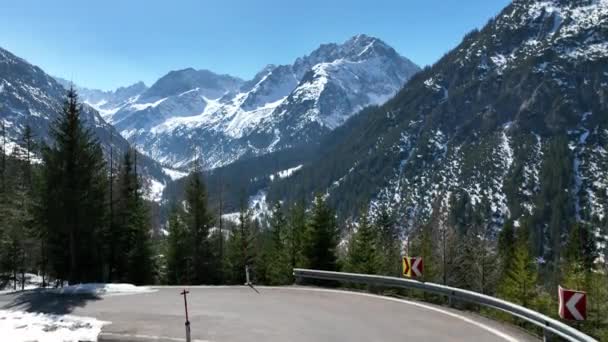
xmin=1 ymin=47 xmax=171 ymax=197
xmin=77 ymin=35 xmax=419 ymax=169
xmin=266 ymin=0 xmax=608 ymax=250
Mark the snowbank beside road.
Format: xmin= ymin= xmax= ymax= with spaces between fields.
xmin=0 ymin=309 xmax=108 ymax=342
xmin=1 ymin=277 xmax=156 ymax=296
xmin=50 ymin=283 xmax=156 ymax=296
xmin=0 ymin=273 xmax=46 ymax=294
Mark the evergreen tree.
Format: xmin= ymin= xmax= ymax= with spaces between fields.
xmin=498 ymin=220 xmax=516 ymax=281
xmin=286 ymin=199 xmax=306 ymax=269
xmin=0 ymin=129 xmax=35 ymax=289
xmin=166 ymin=206 xmax=190 ymax=284
xmin=533 ymin=136 xmax=573 ymax=285
xmin=1 ymin=119 xmax=6 ymax=194
xmin=303 ymin=195 xmax=339 ymax=271
xmin=374 ymin=203 xmax=401 ymax=277
xmin=114 ymin=150 xmax=154 ymax=285
xmin=560 ymin=223 xmax=592 ymax=292
xmin=450 ymin=228 xmax=483 ymax=292
xmin=111 ymin=150 xmax=137 ymax=280
xmin=226 ymin=202 xmax=255 ymax=284
xmin=266 ymin=203 xmax=292 ymax=284
xmin=413 ymin=221 xmax=440 ymax=283
xmin=497 ymin=223 xmax=541 ymax=309
xmin=345 ymin=209 xmax=379 ymax=274
xmin=41 ymin=87 xmax=108 ymax=283
xmin=0 ymin=178 xmax=27 ymax=290
xmin=184 ymin=158 xmax=214 ymax=284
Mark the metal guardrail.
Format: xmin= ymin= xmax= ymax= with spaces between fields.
xmin=293 ymin=268 xmax=597 ymax=342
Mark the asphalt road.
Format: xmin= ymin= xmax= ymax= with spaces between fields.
xmin=1 ymin=286 xmax=538 ymax=342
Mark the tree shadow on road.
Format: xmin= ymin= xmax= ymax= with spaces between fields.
xmin=1 ymin=291 xmax=102 ymax=315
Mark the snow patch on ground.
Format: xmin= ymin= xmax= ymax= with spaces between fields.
xmin=0 ymin=310 xmax=109 ymax=342
xmin=249 ymin=190 xmax=270 ymax=222
xmin=221 ymin=190 xmax=272 ymax=225
xmin=221 ymin=212 xmax=241 ymax=225
xmin=269 ymin=164 xmax=303 ymax=181
xmin=0 ymin=273 xmax=45 ymax=294
xmin=129 ymin=97 xmax=168 ymax=111
xmin=163 ymin=167 xmax=188 ymax=181
xmin=144 ymin=178 xmax=165 ymax=202
xmin=50 ymin=283 xmax=154 ymax=296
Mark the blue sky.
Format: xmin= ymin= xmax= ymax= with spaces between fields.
xmin=1 ymin=0 xmax=511 ymax=90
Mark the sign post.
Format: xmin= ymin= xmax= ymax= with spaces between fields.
xmin=558 ymin=286 xmax=586 ymax=321
xmin=402 ymin=256 xmax=423 ymax=278
xmin=180 ymin=289 xmax=191 ymax=342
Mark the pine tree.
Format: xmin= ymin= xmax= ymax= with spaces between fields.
xmin=0 ymin=119 xmax=6 ymax=194
xmin=166 ymin=206 xmax=190 ymax=285
xmin=286 ymin=199 xmax=306 ymax=269
xmin=15 ymin=126 xmax=38 ymax=289
xmin=533 ymin=136 xmax=573 ymax=286
xmin=41 ymin=87 xmax=108 ymax=283
xmin=497 ymin=223 xmax=540 ymax=309
xmin=126 ymin=202 xmax=154 ymax=285
xmin=415 ymin=221 xmax=440 ymax=283
xmin=560 ymin=223 xmax=593 ymax=291
xmin=226 ymin=203 xmax=256 ymax=284
xmin=266 ymin=203 xmax=292 ymax=285
xmin=450 ymin=228 xmax=483 ymax=292
xmin=184 ymin=158 xmax=214 ymax=284
xmin=345 ymin=209 xmax=379 ymax=274
xmin=374 ymin=203 xmax=401 ymax=277
xmin=111 ymin=150 xmax=137 ymax=280
xmin=114 ymin=150 xmax=154 ymax=285
xmin=498 ymin=220 xmax=516 ymax=281
xmin=0 ymin=180 xmax=27 ymax=290
xmin=0 ymin=126 xmax=38 ymax=290
xmin=303 ymin=195 xmax=339 ymax=271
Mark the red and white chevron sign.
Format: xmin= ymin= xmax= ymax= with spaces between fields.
xmin=558 ymin=286 xmax=586 ymax=321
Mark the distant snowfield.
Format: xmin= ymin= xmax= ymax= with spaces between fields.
xmin=0 ymin=310 xmax=108 ymax=342
xmin=162 ymin=167 xmax=188 ymax=180
xmin=269 ymin=164 xmax=303 ymax=181
xmin=144 ymin=178 xmax=166 ymax=202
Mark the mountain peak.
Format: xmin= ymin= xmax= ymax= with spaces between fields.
xmin=294 ymin=34 xmax=405 ymax=73
xmin=141 ymin=68 xmax=243 ymax=100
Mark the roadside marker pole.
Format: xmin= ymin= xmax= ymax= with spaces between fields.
xmin=180 ymin=289 xmax=191 ymax=342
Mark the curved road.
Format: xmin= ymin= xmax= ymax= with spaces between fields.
xmin=1 ymin=286 xmax=537 ymax=342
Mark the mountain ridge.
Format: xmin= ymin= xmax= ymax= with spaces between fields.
xmin=74 ymin=34 xmax=420 ymax=169
xmin=263 ymin=0 xmax=608 ymax=263
xmin=0 ymin=47 xmax=171 ymax=202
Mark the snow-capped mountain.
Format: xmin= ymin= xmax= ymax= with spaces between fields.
xmin=0 ymin=46 xmax=171 ymax=198
xmin=266 ymin=0 xmax=608 ymax=259
xmin=81 ymin=35 xmax=419 ymax=169
xmin=54 ymin=77 xmax=148 ymax=120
